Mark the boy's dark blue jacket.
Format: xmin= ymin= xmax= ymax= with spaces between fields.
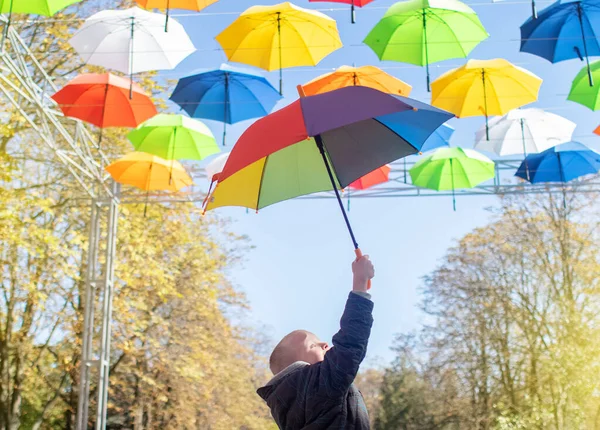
xmin=257 ymin=292 xmax=374 ymax=429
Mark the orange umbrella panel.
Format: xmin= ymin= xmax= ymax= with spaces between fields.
xmin=51 ymin=73 xmax=157 ymax=129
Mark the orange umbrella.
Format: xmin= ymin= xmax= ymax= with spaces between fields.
xmin=51 ymin=73 xmax=157 ymax=129
xmin=301 ymin=65 xmax=412 ymax=97
xmin=136 ymin=0 xmax=219 ymax=31
xmin=348 ymin=164 xmax=391 ymax=190
xmin=594 ymin=125 xmax=600 ymax=136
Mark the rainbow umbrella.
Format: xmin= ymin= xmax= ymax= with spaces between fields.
xmin=215 ymin=2 xmax=342 ymax=95
xmin=204 ymin=86 xmax=453 ymax=263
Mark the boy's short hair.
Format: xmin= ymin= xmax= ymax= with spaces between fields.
xmin=269 ymin=330 xmax=308 ymax=374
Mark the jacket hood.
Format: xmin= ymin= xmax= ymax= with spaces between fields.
xmin=256 ymin=361 xmax=309 ymax=400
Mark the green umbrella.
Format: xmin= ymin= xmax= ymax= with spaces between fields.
xmin=363 ymin=0 xmax=488 ymax=92
xmin=409 ymin=147 xmax=495 ymax=210
xmin=0 ymin=0 xmax=81 ymax=15
xmin=128 ymin=114 xmax=219 ymax=161
xmin=568 ymin=61 xmax=600 ymax=110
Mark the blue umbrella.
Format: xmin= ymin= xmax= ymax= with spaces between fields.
xmin=520 ymin=0 xmax=600 ymax=87
xmin=420 ymin=123 xmax=454 ymax=153
xmin=170 ymin=64 xmax=282 ymax=145
xmin=515 ymin=141 xmax=600 ymax=183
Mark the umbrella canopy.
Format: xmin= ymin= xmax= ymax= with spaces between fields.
xmin=308 ymin=0 xmax=375 ymax=23
xmin=205 ymin=152 xmax=230 ymax=182
xmin=70 ymin=7 xmax=195 ymax=84
xmin=515 ymin=141 xmax=600 ymax=183
xmin=474 ymin=108 xmax=575 ymax=156
xmin=410 ymin=147 xmax=495 ymax=209
xmin=520 ymin=0 xmax=600 ymax=86
xmin=135 ymin=0 xmax=219 ymax=30
xmin=128 ymin=114 xmax=219 ymax=161
xmin=215 ymin=2 xmax=342 ymax=94
xmin=204 ymin=86 xmax=452 ymax=253
xmin=431 ymin=59 xmax=542 ymax=139
xmin=0 ymin=0 xmax=81 ymax=14
xmin=363 ymin=0 xmax=488 ymax=91
xmin=169 ymin=64 xmax=282 ymax=145
xmin=349 ymin=165 xmax=391 ymax=190
xmin=568 ymin=61 xmax=600 ymax=110
xmin=106 ymin=152 xmax=193 ymax=191
xmin=301 ymin=65 xmax=412 ymax=97
xmin=421 ymin=123 xmax=453 ymax=153
xmin=51 ymin=73 xmax=157 ymax=128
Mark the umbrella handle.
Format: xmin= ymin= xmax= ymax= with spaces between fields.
xmin=354 ymin=248 xmax=372 ymax=290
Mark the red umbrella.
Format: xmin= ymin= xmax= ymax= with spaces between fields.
xmin=51 ymin=73 xmax=157 ymax=129
xmin=308 ymin=0 xmax=375 ymax=23
xmin=348 ymin=164 xmax=391 ymax=190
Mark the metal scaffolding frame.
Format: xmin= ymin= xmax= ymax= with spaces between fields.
xmin=4 ymin=12 xmax=600 ymax=430
xmin=0 ymin=17 xmax=120 ymax=430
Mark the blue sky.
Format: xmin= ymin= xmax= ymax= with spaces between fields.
xmin=159 ymin=0 xmax=600 ymax=365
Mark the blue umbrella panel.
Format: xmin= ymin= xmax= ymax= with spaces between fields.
xmin=520 ymin=0 xmax=600 ymax=86
xmin=170 ymin=64 xmax=282 ymax=145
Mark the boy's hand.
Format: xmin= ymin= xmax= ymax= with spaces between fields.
xmin=352 ymin=255 xmax=374 ymax=292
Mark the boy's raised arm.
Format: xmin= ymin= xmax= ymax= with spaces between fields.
xmin=316 ymin=256 xmax=375 ymax=397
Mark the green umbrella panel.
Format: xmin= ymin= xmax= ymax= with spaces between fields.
xmin=0 ymin=0 xmax=81 ymax=15
xmin=409 ymin=147 xmax=495 ymax=209
xmin=128 ymin=114 xmax=220 ymax=161
xmin=568 ymin=60 xmax=600 ymax=110
xmin=363 ymin=0 xmax=488 ymax=91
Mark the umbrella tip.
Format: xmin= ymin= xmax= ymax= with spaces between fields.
xmin=412 ymin=107 xmax=418 ymax=111
xmin=418 ymin=151 xmax=423 ymax=155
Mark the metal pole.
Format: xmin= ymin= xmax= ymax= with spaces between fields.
xmin=96 ymin=182 xmax=120 ymax=430
xmin=351 ymin=0 xmax=356 ymax=24
xmin=520 ymin=118 xmax=531 ymax=181
xmin=423 ymin=10 xmax=431 ymax=92
xmin=482 ymin=69 xmax=490 ymax=140
xmin=129 ymin=17 xmax=135 ymax=99
xmin=277 ymin=13 xmax=283 ymax=95
xmin=165 ymin=0 xmax=170 ymax=32
xmin=223 ymin=72 xmax=229 ymax=146
xmin=576 ymin=3 xmax=594 ymax=86
xmin=531 ymin=0 xmax=538 ymax=19
xmin=76 ymin=199 xmax=101 ymax=430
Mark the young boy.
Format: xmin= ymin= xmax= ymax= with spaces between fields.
xmin=257 ymin=255 xmax=375 ymax=429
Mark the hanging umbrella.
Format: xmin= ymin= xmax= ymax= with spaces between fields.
xmin=51 ymin=73 xmax=157 ymax=130
xmin=421 ymin=123 xmax=453 ymax=153
xmin=215 ymin=2 xmax=343 ymax=95
xmin=106 ymin=152 xmax=192 ymax=191
xmin=300 ymin=65 xmax=412 ymax=96
xmin=349 ymin=165 xmax=391 ymax=190
xmin=363 ymin=0 xmax=488 ymax=91
xmin=70 ymin=7 xmax=195 ymax=97
xmin=431 ymin=58 xmax=542 ymax=140
xmin=128 ymin=114 xmax=219 ymax=161
xmin=1 ymin=0 xmax=82 ymax=44
xmin=308 ymin=0 xmax=375 ymax=23
xmin=410 ymin=147 xmax=495 ymax=210
xmin=520 ymin=0 xmax=600 ymax=87
xmin=203 ymin=86 xmax=453 ymax=270
xmin=169 ymin=64 xmax=282 ymax=146
xmin=568 ymin=60 xmax=600 ymax=109
xmin=515 ymin=141 xmax=600 ymax=183
xmin=135 ymin=0 xmax=219 ymax=31
xmin=474 ymin=108 xmax=574 ymax=156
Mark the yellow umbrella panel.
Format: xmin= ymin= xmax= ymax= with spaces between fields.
xmin=431 ymin=58 xmax=542 ymax=138
xmin=106 ymin=152 xmax=193 ymax=192
xmin=301 ymin=65 xmax=412 ymax=96
xmin=136 ymin=0 xmax=219 ymax=30
xmin=215 ymin=2 xmax=343 ymax=94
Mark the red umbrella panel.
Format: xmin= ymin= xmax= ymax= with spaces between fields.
xmin=51 ymin=73 xmax=157 ymax=129
xmin=308 ymin=0 xmax=375 ymax=23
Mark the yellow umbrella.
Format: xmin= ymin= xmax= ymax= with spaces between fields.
xmin=215 ymin=2 xmax=343 ymax=95
xmin=300 ymin=65 xmax=412 ymax=96
xmin=136 ymin=0 xmax=219 ymax=31
xmin=431 ymin=58 xmax=542 ymax=139
xmin=105 ymin=152 xmax=192 ymax=192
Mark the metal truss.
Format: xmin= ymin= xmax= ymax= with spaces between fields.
xmin=0 ymin=16 xmax=119 ymax=430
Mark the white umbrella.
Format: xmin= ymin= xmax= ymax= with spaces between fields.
xmin=474 ymin=108 xmax=576 ymax=156
xmin=205 ymin=152 xmax=229 ymax=183
xmin=70 ymin=7 xmax=195 ymax=95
